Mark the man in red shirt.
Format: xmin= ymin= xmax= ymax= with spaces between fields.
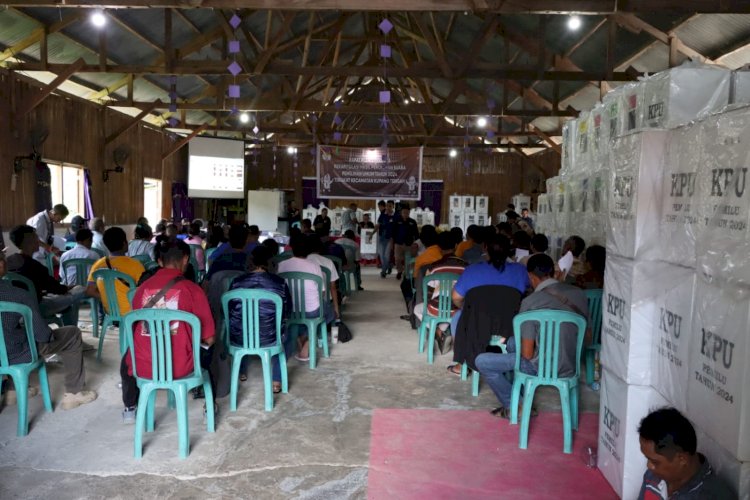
xmin=119 ymin=239 xmax=216 ymax=423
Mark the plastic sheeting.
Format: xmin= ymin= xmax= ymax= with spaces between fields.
xmin=660 ymin=123 xmax=704 ymax=268
xmin=641 ymin=64 xmax=731 ymax=129
xmin=696 ymin=107 xmax=750 ymax=290
xmin=687 ymin=275 xmax=750 ymax=461
xmin=561 ymin=119 xmax=576 ymax=175
xmin=732 ymin=71 xmax=750 ymax=105
xmin=694 ymin=426 xmax=750 ymax=499
xmin=606 ymin=131 xmax=669 ymax=260
xmin=590 ymin=102 xmax=611 ymax=170
xmin=598 ymin=368 xmax=669 ymax=500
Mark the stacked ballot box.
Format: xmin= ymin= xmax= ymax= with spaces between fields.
xmin=448 ymin=194 xmax=490 ymax=232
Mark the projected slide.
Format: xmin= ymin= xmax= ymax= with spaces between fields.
xmin=188 ymin=137 xmax=245 ymax=198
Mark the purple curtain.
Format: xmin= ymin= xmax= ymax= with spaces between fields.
xmin=171 ymin=182 xmax=194 ymax=221
xmin=420 ymin=181 xmax=443 ymax=226
xmin=302 ymin=177 xmax=321 ymax=210
xmin=83 ymin=169 xmax=95 ymax=220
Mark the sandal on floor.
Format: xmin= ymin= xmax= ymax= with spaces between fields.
xmin=273 ymin=384 xmax=282 ymax=394
xmin=446 ymin=364 xmax=463 ymax=376
xmin=239 ymin=374 xmax=248 ymax=382
xmin=490 ymin=406 xmax=539 ymax=419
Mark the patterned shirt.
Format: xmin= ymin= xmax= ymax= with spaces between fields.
xmin=0 ymin=281 xmax=52 ymax=364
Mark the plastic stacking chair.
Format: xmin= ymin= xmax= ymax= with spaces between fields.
xmin=271 ymin=251 xmax=293 ymax=268
xmin=2 ymin=273 xmax=63 ymax=327
xmin=327 ymin=255 xmax=348 ymax=297
xmin=417 ymin=272 xmax=460 ymax=364
xmin=91 ymin=248 xmax=106 ymax=259
xmin=60 ymin=258 xmax=100 ymax=338
xmin=64 ymin=241 xmax=76 ymax=250
xmin=204 ymin=247 xmax=217 ymax=272
xmin=319 ymin=266 xmax=333 ymax=303
xmin=404 ymin=254 xmax=416 ymax=295
xmin=123 ymin=309 xmax=215 ymax=459
xmin=584 ymin=289 xmax=603 ymax=386
xmin=465 ymin=335 xmax=506 ymax=397
xmin=92 ymin=269 xmax=137 ymax=361
xmin=188 ymin=244 xmax=205 ymax=284
xmin=279 ymin=271 xmax=328 ymax=369
xmin=509 ymin=310 xmax=587 ymax=454
xmin=222 ymin=289 xmax=288 ymax=412
xmin=0 ymin=302 xmax=54 ymax=436
xmin=132 ymin=254 xmax=157 ymax=271
xmin=45 ymin=253 xmax=56 ymax=277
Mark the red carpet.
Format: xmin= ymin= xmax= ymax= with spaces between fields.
xmin=368 ymin=409 xmax=617 ymax=500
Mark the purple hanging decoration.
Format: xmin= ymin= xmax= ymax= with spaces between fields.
xmin=169 ymin=75 xmax=177 ymax=85
xmin=227 ymin=84 xmax=240 ymax=98
xmin=168 ymin=117 xmax=178 ymax=128
xmin=487 ymin=129 xmax=495 ymax=139
xmin=380 ymin=44 xmax=392 ymax=58
xmin=252 ymin=125 xmax=259 ymax=135
xmin=272 ymin=145 xmax=277 ymax=175
xmin=379 ymin=114 xmax=389 ymax=129
xmin=227 ymin=61 xmax=242 ymax=76
xmin=228 ymin=40 xmax=240 ymax=54
xmin=229 ymin=14 xmax=241 ymax=29
xmin=379 ymin=91 xmax=391 ymax=104
xmin=168 ymin=103 xmax=177 ymax=113
xmin=333 ymin=131 xmax=342 ymax=141
xmin=333 ymin=115 xmax=343 ymax=126
xmin=487 ymin=98 xmax=496 ymax=110
xmin=334 ymin=100 xmax=342 ymax=109
xmin=378 ymin=18 xmax=393 ymax=35
xmin=230 ymin=104 xmax=238 ymax=115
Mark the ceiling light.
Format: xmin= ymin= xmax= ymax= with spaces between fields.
xmin=287 ymin=146 xmax=297 ymax=155
xmin=403 ymin=99 xmax=409 ymax=105
xmin=239 ymin=112 xmax=250 ymax=124
xmin=476 ymin=117 xmax=488 ymax=128
xmin=90 ymin=9 xmax=107 ymax=28
xmin=449 ymin=149 xmax=458 ymax=158
xmin=568 ymin=16 xmax=582 ymax=31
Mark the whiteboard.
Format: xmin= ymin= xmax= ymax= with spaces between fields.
xmin=247 ymin=190 xmax=281 ymax=232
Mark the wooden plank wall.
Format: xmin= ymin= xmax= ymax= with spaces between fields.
xmin=0 ymin=70 xmax=188 ymax=228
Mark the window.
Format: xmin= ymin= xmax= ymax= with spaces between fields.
xmin=48 ymin=161 xmax=85 ymax=223
xmin=144 ymin=178 xmax=163 ymax=226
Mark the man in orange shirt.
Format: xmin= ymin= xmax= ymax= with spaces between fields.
xmin=413 ymin=226 xmax=442 ymax=278
xmin=455 ymin=225 xmax=478 ymax=258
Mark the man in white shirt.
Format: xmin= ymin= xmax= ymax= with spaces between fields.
xmin=90 ymin=217 xmax=109 ymax=257
xmin=278 ymin=234 xmax=331 ymax=361
xmin=335 ymin=229 xmax=363 ymax=291
xmin=306 ymin=234 xmax=341 ymax=322
xmin=341 ymin=203 xmax=359 ymax=234
xmin=59 ymin=229 xmax=101 ymax=286
xmin=26 ymin=204 xmax=68 ymax=264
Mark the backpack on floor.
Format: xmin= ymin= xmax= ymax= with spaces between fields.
xmin=337 ymin=321 xmax=353 ymax=343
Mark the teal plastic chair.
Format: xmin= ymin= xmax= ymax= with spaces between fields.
xmin=0 ymin=302 xmax=54 ymax=436
xmin=509 ymin=310 xmax=587 ymax=454
xmin=123 ymin=309 xmax=215 ymax=459
xmin=279 ymin=271 xmax=329 ymax=369
xmin=132 ymin=254 xmax=157 ymax=271
xmin=205 ymin=247 xmax=217 ymax=272
xmin=188 ymin=244 xmax=205 ymax=284
xmin=64 ymin=241 xmax=76 ymax=250
xmin=327 ymin=255 xmax=348 ymax=297
xmin=271 ymin=251 xmax=293 ymax=269
xmin=464 ymin=335 xmax=506 ymax=397
xmin=417 ymin=272 xmax=460 ymax=364
xmin=222 ymin=289 xmax=288 ymax=412
xmin=584 ymin=289 xmax=603 ymax=386
xmin=405 ymin=253 xmax=416 ymax=295
xmin=319 ymin=266 xmax=333 ymax=303
xmin=2 ymin=273 xmax=63 ymax=328
xmin=45 ymin=253 xmax=56 ymax=277
xmin=60 ymin=258 xmax=100 ymax=338
xmin=92 ymin=269 xmax=137 ymax=361
xmin=91 ymin=248 xmax=106 ymax=259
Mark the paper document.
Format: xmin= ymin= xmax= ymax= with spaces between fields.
xmin=558 ymin=251 xmax=574 ymax=274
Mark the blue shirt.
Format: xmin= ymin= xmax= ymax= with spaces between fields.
xmin=377 ymin=211 xmax=394 ymax=239
xmin=205 ymin=251 xmax=250 ymax=280
xmin=454 ymin=261 xmax=530 ymax=297
xmin=209 ymin=241 xmax=258 ymax=262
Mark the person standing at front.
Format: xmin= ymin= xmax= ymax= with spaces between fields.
xmin=391 ymin=204 xmax=419 ymax=280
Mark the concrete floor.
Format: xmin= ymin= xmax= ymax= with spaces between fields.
xmin=0 ymin=268 xmax=600 ymax=499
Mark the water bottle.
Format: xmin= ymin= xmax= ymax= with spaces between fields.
xmin=583 ymin=446 xmax=598 ymax=468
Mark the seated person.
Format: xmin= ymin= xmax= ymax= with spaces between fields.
xmin=60 ymin=228 xmax=100 ymax=286
xmin=64 ymin=215 xmax=87 ymax=243
xmin=203 ymin=224 xmax=252 ymax=286
xmin=306 ymin=234 xmax=340 ymax=323
xmin=150 ymin=222 xmax=166 ymax=244
xmin=127 ymin=224 xmax=155 ymax=261
xmin=7 ymin=224 xmax=87 ymax=326
xmin=313 ymin=208 xmax=332 ymax=234
xmin=317 ymin=227 xmax=347 ymax=268
xmin=228 ymin=246 xmax=293 ymax=391
xmin=474 ymin=254 xmax=588 ymax=418
xmin=277 ymin=234 xmax=328 ymax=362
xmin=519 ymin=233 xmax=549 ymax=266
xmin=0 ymin=250 xmax=97 ymax=410
xmin=120 ymin=239 xmax=216 ymax=422
xmin=575 ymin=245 xmax=606 ymax=290
xmin=261 ymin=238 xmax=281 ymax=275
xmin=86 ymin=227 xmax=146 ymax=317
xmin=184 ymin=222 xmax=206 ymax=272
xmin=512 ymin=230 xmax=531 ymax=262
xmin=455 ymin=224 xmax=478 ymax=258
xmin=413 ymin=225 xmax=441 ymax=277
xmin=90 ymin=217 xmax=109 ymax=256
xmin=208 ymin=224 xmax=259 ymax=264
xmin=558 ymin=235 xmax=586 ymax=283
xmin=300 ymin=218 xmax=314 ymax=235
xmin=358 ymin=213 xmax=375 ymax=234
xmin=461 ymin=226 xmax=492 ymax=265
xmin=638 ymin=407 xmax=733 ymax=499
xmin=335 ymin=230 xmax=363 ymax=291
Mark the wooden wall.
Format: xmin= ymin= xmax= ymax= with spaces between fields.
xmin=243 ymin=147 xmax=560 ymax=221
xmin=0 ymin=70 xmax=188 ymax=228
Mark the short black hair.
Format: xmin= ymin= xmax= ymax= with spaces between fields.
xmin=638 ymin=407 xmax=697 ymax=458
xmin=586 ymin=245 xmax=606 ymax=274
xmin=344 ymin=229 xmax=356 ymax=239
xmin=378 ymin=200 xmax=386 ymax=207
xmin=52 ymin=204 xmax=69 ymax=218
xmin=134 ymin=224 xmax=151 ymax=240
xmin=505 ymin=210 xmax=520 ymax=221
xmin=228 ymin=224 xmax=250 ymax=249
xmin=154 ymin=222 xmax=166 ymax=234
xmin=531 ymin=233 xmax=549 ymax=253
xmin=290 ymin=234 xmax=309 ymax=257
xmin=248 ymin=225 xmax=260 ymax=236
xmin=76 ymin=228 xmax=93 ymax=243
xmin=156 ymin=238 xmax=190 ymax=266
xmin=437 ymin=231 xmax=455 ymax=251
xmin=566 ymin=235 xmax=586 ymax=257
xmin=513 ymin=230 xmax=531 ymax=250
xmin=301 ymin=219 xmax=312 ymax=229
xmin=307 ymin=234 xmax=324 ymax=254
xmin=527 ymin=253 xmax=555 ymax=278
xmin=465 ymin=224 xmax=479 ymax=241
xmin=9 ymin=225 xmax=35 ymax=247
xmin=496 ymin=222 xmax=512 ymax=237
xmin=251 ymin=245 xmax=273 ymax=268
xmin=419 ymin=225 xmax=437 ymax=247
xmin=449 ymin=227 xmax=464 ymax=245
xmin=103 ymin=227 xmax=128 ymax=252
xmin=189 ymin=222 xmax=201 ymax=237
xmin=261 ymin=237 xmax=279 ymax=256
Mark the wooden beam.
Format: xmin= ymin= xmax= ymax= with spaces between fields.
xmin=457 ymin=14 xmax=500 ymax=77
xmin=105 ymin=102 xmax=160 ymax=145
xmin=4 ymin=0 xmax=750 ymax=13
xmin=612 ymin=13 xmax=712 ymax=63
xmin=162 ymin=123 xmax=210 ymax=160
xmin=255 ymin=12 xmax=296 ymax=73
xmin=411 ymin=12 xmax=453 ymax=78
xmin=529 ymin=124 xmax=561 ymax=154
xmin=17 ymin=58 xmax=87 ymax=117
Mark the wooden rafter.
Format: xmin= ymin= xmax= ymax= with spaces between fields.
xmin=17 ymin=58 xmax=86 ymax=117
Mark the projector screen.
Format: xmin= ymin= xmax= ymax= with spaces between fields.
xmin=188 ymin=137 xmax=245 ymax=199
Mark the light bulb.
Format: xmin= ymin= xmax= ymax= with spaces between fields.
xmin=91 ymin=9 xmax=106 ymax=28
xmin=477 ymin=117 xmax=488 ymax=128
xmin=449 ymin=149 xmax=458 ymax=158
xmin=568 ymin=16 xmax=582 ymax=31
xmin=287 ymin=146 xmax=297 ymax=155
xmin=239 ymin=112 xmax=249 ymax=124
